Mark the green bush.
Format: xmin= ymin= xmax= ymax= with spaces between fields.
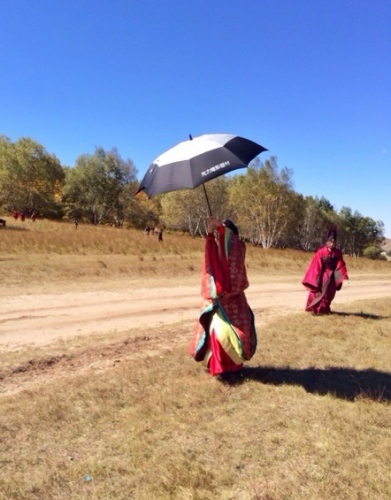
xmin=363 ymin=246 xmax=387 ymax=260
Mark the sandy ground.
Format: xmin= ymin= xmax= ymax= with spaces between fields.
xmin=0 ymin=274 xmax=390 ymax=396
xmin=1 ymin=275 xmax=390 ymax=351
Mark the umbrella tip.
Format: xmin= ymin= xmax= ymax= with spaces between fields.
xmin=189 ymin=134 xmax=193 ymax=140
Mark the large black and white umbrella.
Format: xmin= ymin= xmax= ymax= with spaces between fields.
xmin=135 ymin=133 xmax=267 ymax=212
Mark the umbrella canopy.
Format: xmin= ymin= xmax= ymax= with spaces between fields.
xmin=135 ymin=133 xmax=267 ymax=198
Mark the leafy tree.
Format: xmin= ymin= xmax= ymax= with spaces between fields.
xmin=126 ymin=186 xmax=162 ymax=229
xmin=62 ymin=147 xmax=137 ymax=224
xmin=160 ymin=188 xmax=206 ymax=236
xmin=0 ymin=136 xmax=64 ymax=218
xmin=337 ymin=207 xmax=384 ymax=256
xmin=277 ymin=191 xmax=306 ymax=249
xmin=228 ymin=157 xmax=295 ymax=248
xmin=160 ymin=177 xmax=229 ymax=236
xmin=316 ymin=196 xmax=334 ymax=213
xmin=296 ymin=196 xmax=328 ymax=250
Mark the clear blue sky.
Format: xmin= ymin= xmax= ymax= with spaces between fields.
xmin=1 ymin=0 xmax=390 ymax=236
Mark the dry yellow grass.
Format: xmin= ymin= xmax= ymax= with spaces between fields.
xmin=0 ymin=217 xmax=391 ymax=499
xmin=1 ymin=216 xmax=389 ymax=290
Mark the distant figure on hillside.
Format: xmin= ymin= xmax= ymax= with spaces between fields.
xmin=73 ymin=218 xmax=79 ymax=230
xmin=302 ymin=224 xmax=349 ymax=315
xmin=189 ymin=216 xmax=257 ymax=377
xmin=144 ymin=226 xmax=151 ymax=236
xmin=154 ymin=224 xmax=163 ymax=242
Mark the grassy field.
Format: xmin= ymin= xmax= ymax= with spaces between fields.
xmin=0 ymin=218 xmax=391 ymax=499
xmin=1 ymin=216 xmax=389 ymax=289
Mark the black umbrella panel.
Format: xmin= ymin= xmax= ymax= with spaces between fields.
xmin=135 ymin=133 xmax=267 ymax=214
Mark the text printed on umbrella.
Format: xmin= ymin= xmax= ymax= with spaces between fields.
xmin=201 ymin=161 xmax=230 ymax=177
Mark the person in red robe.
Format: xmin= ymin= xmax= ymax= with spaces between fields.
xmin=189 ymin=216 xmax=257 ymax=376
xmin=302 ymin=225 xmax=349 ymax=315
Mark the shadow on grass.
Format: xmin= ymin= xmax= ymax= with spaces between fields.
xmin=218 ymin=366 xmax=391 ymax=402
xmin=0 ymin=226 xmax=29 ymax=232
xmin=332 ymin=311 xmax=389 ymax=320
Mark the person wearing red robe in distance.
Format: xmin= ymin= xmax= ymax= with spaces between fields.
xmin=302 ymin=225 xmax=349 ymax=315
xmin=189 ymin=216 xmax=257 ymax=376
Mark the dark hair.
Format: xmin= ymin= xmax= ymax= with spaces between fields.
xmin=325 ymin=224 xmax=337 ymax=242
xmin=223 ymin=219 xmax=239 ymax=236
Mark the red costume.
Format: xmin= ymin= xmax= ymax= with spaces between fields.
xmin=189 ymin=223 xmax=257 ymax=375
xmin=302 ymin=232 xmax=349 ymax=315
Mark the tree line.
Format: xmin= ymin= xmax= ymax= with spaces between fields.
xmin=0 ymin=135 xmax=385 ymax=256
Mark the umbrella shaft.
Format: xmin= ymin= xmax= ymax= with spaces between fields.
xmin=202 ymin=184 xmax=212 ymax=216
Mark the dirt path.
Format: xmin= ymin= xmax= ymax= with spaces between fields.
xmin=0 ymin=274 xmax=390 ymax=396
xmin=1 ymin=275 xmax=390 ymax=351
